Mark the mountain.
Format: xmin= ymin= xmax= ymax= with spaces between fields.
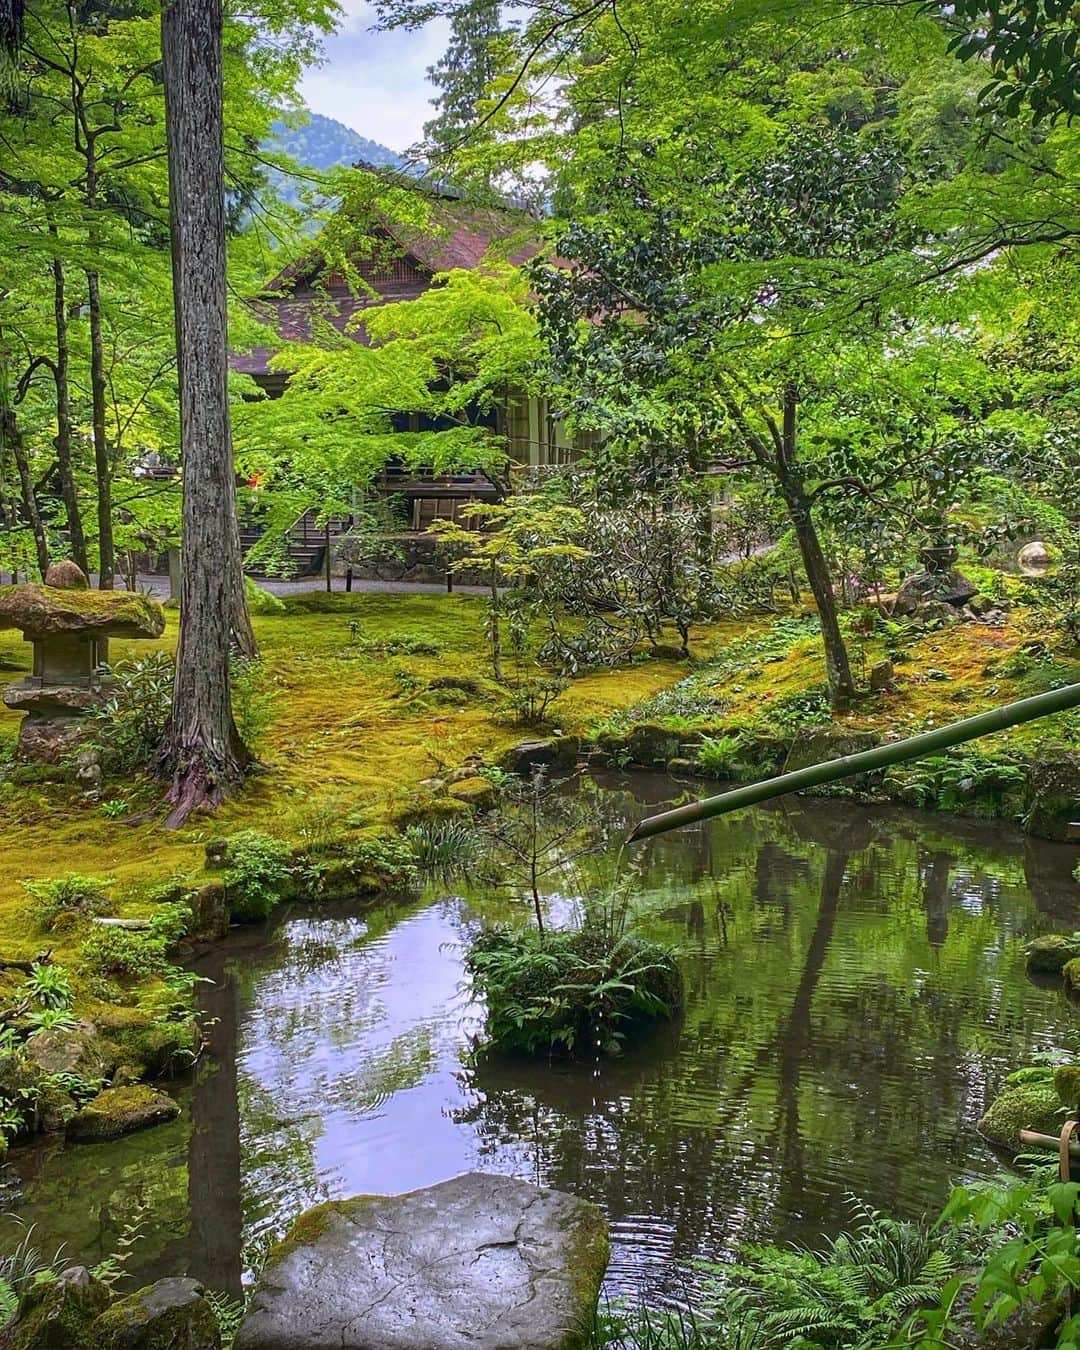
xmin=270 ymin=113 xmax=407 ymax=177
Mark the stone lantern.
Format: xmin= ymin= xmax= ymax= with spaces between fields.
xmin=0 ymin=562 xmax=165 ymax=761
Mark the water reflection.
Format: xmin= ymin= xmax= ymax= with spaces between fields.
xmin=6 ymin=777 xmax=1079 ymax=1302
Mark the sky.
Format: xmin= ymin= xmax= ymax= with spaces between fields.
xmin=299 ymin=2 xmax=450 ymax=154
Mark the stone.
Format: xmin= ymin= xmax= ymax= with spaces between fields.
xmin=498 ymin=738 xmax=578 ymax=777
xmin=1063 ymin=957 xmax=1080 ymax=996
xmin=1054 ymin=1065 xmax=1080 ymax=1107
xmin=626 ymin=723 xmax=683 ymax=767
xmin=977 ymin=1083 xmax=1063 ymax=1150
xmin=43 ymin=561 xmax=90 ymax=590
xmin=188 ymin=883 xmax=229 ymax=942
xmin=0 ymin=578 xmax=164 ymax=763
xmin=1023 ymin=753 xmax=1080 ymax=842
xmin=782 ymin=728 xmax=881 ymax=796
xmin=24 ymin=1024 xmax=104 ymax=1080
xmin=76 ymin=748 xmax=103 ymax=796
xmin=0 ymin=1266 xmax=110 ymax=1350
xmin=1018 ymin=540 xmax=1053 ymax=576
xmin=447 ymin=776 xmax=496 ymax=810
xmin=95 ymin=1008 xmax=191 ymax=1080
xmin=894 ymin=568 xmax=977 ymax=615
xmin=235 ymin=1172 xmax=609 ymax=1350
xmin=67 ymin=1086 xmax=180 ymax=1143
xmin=868 ymin=660 xmax=894 ymax=693
xmin=1024 ymin=934 xmax=1080 ymax=976
xmin=91 ymin=1277 xmax=221 ymax=1350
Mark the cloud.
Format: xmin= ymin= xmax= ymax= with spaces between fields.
xmin=300 ymin=2 xmax=450 ymax=153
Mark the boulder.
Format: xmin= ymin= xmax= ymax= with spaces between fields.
xmin=24 ymin=1024 xmax=105 ymax=1080
xmin=447 ymin=776 xmax=497 ymax=810
xmin=1054 ymin=1064 xmax=1080 ymax=1107
xmin=95 ymin=1007 xmax=191 ymax=1080
xmin=1025 ymin=934 xmax=1080 ymax=976
xmin=895 ymin=569 xmax=977 ymax=616
xmin=91 ymin=1277 xmax=221 ymax=1350
xmin=0 ymin=1266 xmax=110 ymax=1350
xmin=626 ymin=723 xmax=684 ymax=768
xmin=235 ymin=1172 xmax=609 ymax=1350
xmin=187 ymin=883 xmax=229 ymax=943
xmin=868 ymin=660 xmax=894 ymax=693
xmin=67 ymin=1086 xmax=179 ymax=1143
xmin=1063 ymin=957 xmax=1080 ymax=996
xmin=1023 ymin=753 xmax=1080 ymax=842
xmin=977 ymin=1083 xmax=1063 ymax=1150
xmin=498 ymin=738 xmax=578 ymax=777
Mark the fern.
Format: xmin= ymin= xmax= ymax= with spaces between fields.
xmin=0 ymin=1277 xmax=16 ymax=1326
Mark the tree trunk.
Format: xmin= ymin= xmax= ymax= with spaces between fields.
xmin=51 ymin=250 xmax=88 ymax=573
xmin=160 ymin=0 xmax=250 ymax=826
xmin=85 ymin=268 xmax=114 ymax=589
xmin=0 ymin=402 xmax=49 ymax=579
xmin=776 ymin=388 xmax=855 ymax=708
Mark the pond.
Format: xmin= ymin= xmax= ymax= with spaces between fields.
xmin=5 ymin=772 xmax=1080 ymax=1306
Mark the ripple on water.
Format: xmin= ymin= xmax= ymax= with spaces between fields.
xmin=6 ymin=783 xmax=1078 ymax=1305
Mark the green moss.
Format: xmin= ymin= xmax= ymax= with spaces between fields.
xmin=447 ymin=776 xmax=496 ymax=810
xmin=1064 ymin=957 xmax=1080 ymax=995
xmin=90 ymin=1281 xmax=220 ymax=1350
xmin=264 ymin=1200 xmax=344 ymax=1268
xmin=67 ymin=1085 xmax=179 ymax=1142
xmin=977 ymin=1083 xmax=1063 ymax=1149
xmin=562 ymin=1203 xmax=610 ymax=1348
xmin=10 ymin=1271 xmax=110 ymax=1349
xmin=95 ymin=1007 xmax=191 ymax=1080
xmin=1026 ymin=934 xmax=1080 ymax=975
xmin=1054 ymin=1065 xmax=1080 ymax=1106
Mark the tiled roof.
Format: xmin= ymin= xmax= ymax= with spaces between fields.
xmin=231 ymin=193 xmax=548 ymax=381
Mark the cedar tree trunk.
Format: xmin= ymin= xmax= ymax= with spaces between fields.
xmin=51 ymin=250 xmax=88 ymax=572
xmin=160 ymin=0 xmax=250 ymax=826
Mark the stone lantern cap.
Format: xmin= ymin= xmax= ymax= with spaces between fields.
xmin=0 ymin=563 xmax=164 ymax=641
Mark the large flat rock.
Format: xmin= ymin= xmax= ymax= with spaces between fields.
xmin=235 ymin=1172 xmax=609 ymax=1350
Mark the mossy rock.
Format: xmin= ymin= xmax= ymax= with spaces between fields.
xmin=1024 ymin=752 xmax=1080 ymax=842
xmin=391 ymin=794 xmax=471 ymax=828
xmin=1025 ymin=934 xmax=1080 ymax=975
xmin=186 ymin=882 xmax=228 ymax=942
xmin=977 ymin=1083 xmax=1063 ymax=1150
xmin=67 ymin=1086 xmax=179 ymax=1143
xmin=626 ymin=723 xmax=684 ymax=767
xmin=4 ymin=1266 xmax=110 ymax=1350
xmin=1064 ymin=957 xmax=1080 ymax=997
xmin=91 ymin=1277 xmax=221 ymax=1349
xmin=95 ymin=1008 xmax=190 ymax=1080
xmin=1054 ymin=1065 xmax=1080 ymax=1107
xmin=447 ymin=776 xmax=496 ymax=810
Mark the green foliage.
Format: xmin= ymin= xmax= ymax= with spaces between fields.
xmin=24 ymin=873 xmax=113 ymax=932
xmin=231 ymin=658 xmax=279 ymax=756
xmin=80 ymin=927 xmax=167 ymax=981
xmin=88 ymin=653 xmax=175 ymax=773
xmin=498 ymin=675 xmax=568 ymax=726
xmin=21 ymin=963 xmax=73 ymax=1011
xmin=406 ymin=818 xmax=481 ymax=871
xmin=704 ymin=1199 xmax=969 ymax=1349
xmin=221 ymin=831 xmax=293 ymax=923
xmin=883 ymin=752 xmax=1028 ymax=813
xmin=466 ymin=922 xmax=683 ymax=1057
xmin=205 ymin=1287 xmax=245 ymax=1348
xmin=342 ymin=835 xmax=419 ymax=889
xmin=0 ymin=1222 xmax=68 ymax=1310
xmin=243 ymin=576 xmax=286 ymax=616
xmin=764 ymin=687 xmax=832 ymax=734
xmin=696 ymin=734 xmax=745 ymax=778
xmin=593 ymin=1302 xmax=707 ymax=1349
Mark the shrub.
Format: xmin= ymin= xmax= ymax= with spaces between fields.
xmin=21 ymin=963 xmax=73 ymax=1011
xmin=764 ymin=685 xmax=832 ymax=733
xmin=221 ymin=831 xmax=293 ymax=922
xmin=466 ymin=923 xmax=683 ymax=1057
xmin=703 ymin=1200 xmax=969 ymax=1350
xmin=88 ymin=652 xmax=175 ymax=771
xmin=406 ymin=819 xmax=480 ymax=872
xmin=696 ymin=733 xmax=744 ymax=778
xmin=343 ymin=836 xmax=418 ymax=889
xmin=80 ymin=927 xmax=168 ymax=980
xmin=243 ymin=575 xmax=286 ymax=616
xmin=24 ymin=874 xmax=113 ymax=931
xmin=498 ymin=676 xmax=568 ymax=726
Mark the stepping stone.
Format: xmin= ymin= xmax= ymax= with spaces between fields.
xmin=235 ymin=1172 xmax=609 ymax=1350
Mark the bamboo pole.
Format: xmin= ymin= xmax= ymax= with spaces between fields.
xmin=627 ymin=682 xmax=1080 ymax=843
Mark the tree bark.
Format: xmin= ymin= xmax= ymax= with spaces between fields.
xmin=50 ymin=249 xmax=88 ymax=573
xmin=85 ymin=267 xmax=114 ymax=589
xmin=1 ymin=401 xmax=49 ymax=579
xmin=776 ymin=388 xmax=856 ymax=708
xmin=160 ymin=0 xmax=250 ymax=826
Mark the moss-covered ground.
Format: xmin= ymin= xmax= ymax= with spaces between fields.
xmin=0 ymin=586 xmax=1075 ymax=1008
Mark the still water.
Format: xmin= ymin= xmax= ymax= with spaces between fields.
xmin=7 ymin=773 xmax=1080 ymax=1303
